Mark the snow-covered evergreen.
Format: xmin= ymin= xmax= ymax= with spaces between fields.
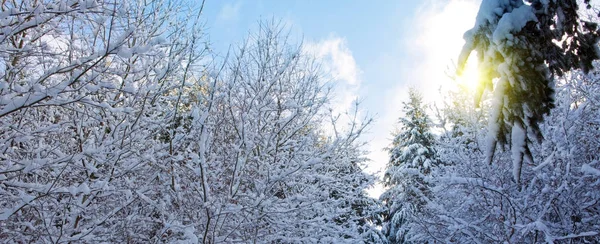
xmin=458 ymin=0 xmax=600 ymax=184
xmin=390 ymin=1 xmax=600 ymax=242
xmin=380 ymin=88 xmax=439 ymax=243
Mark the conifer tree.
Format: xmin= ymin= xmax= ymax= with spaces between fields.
xmin=380 ymin=88 xmax=439 ymax=243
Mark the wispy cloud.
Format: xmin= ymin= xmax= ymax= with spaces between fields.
xmin=306 ymin=37 xmax=360 ymax=86
xmin=305 ymin=36 xmax=362 ymax=123
xmin=217 ymin=1 xmax=242 ymax=23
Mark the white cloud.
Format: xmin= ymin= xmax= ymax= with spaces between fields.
xmin=305 ymin=37 xmax=395 ymax=198
xmin=306 ymin=37 xmax=360 ymax=86
xmin=217 ymin=1 xmax=242 ymax=23
xmin=305 ymin=36 xmax=362 ymax=126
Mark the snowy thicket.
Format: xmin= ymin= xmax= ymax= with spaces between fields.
xmin=379 ymin=89 xmax=439 ymax=243
xmin=0 ymin=0 xmax=207 ymax=242
xmin=3 ymin=0 xmax=600 ymax=243
xmin=183 ymin=23 xmax=380 ymax=243
xmin=0 ymin=1 xmax=378 ymax=243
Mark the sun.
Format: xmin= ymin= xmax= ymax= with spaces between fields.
xmin=456 ymin=52 xmax=480 ymax=92
xmin=407 ymin=0 xmax=480 ymax=104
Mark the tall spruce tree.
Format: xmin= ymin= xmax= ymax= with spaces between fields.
xmin=380 ymin=88 xmax=439 ymax=243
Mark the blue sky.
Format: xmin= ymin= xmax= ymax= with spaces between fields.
xmin=202 ymin=0 xmax=480 ymax=196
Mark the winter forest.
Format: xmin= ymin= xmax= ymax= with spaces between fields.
xmin=1 ymin=0 xmax=600 ymax=243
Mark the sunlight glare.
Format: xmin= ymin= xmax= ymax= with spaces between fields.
xmin=411 ymin=0 xmax=480 ymax=102
xmin=457 ymin=52 xmax=480 ymax=92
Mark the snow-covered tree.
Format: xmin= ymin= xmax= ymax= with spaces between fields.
xmin=380 ymin=88 xmax=439 ymax=243
xmin=186 ymin=22 xmax=380 ymax=242
xmin=421 ymin=2 xmax=600 ymax=242
xmin=0 ymin=1 xmax=379 ymax=242
xmin=418 ymin=62 xmax=600 ymax=243
xmin=458 ymin=0 xmax=600 ymax=183
xmin=0 ymin=0 xmax=209 ymax=242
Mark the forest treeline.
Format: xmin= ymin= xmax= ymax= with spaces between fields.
xmin=1 ymin=0 xmax=599 ymax=243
